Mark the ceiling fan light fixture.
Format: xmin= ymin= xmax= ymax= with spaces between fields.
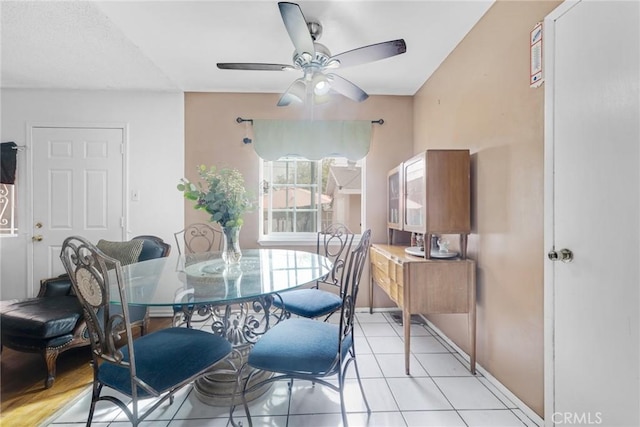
xmin=289 ymin=78 xmax=307 ymax=103
xmin=312 ymin=74 xmax=331 ymax=96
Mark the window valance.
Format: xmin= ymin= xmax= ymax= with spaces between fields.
xmin=252 ymin=120 xmax=372 ymax=161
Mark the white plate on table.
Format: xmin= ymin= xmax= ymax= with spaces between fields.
xmin=404 ymin=246 xmax=425 ymax=257
xmin=430 ymin=250 xmax=459 ymax=259
xmin=404 ymin=247 xmax=459 ymax=259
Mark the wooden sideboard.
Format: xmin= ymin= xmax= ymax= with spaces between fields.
xmin=369 ymin=244 xmax=476 ymax=374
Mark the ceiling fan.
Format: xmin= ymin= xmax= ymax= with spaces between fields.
xmin=217 ymin=2 xmax=407 ymax=107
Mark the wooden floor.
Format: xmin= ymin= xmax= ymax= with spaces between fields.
xmin=0 ymin=317 xmax=173 ymax=426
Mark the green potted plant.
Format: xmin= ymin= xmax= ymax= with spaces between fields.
xmin=178 ymin=165 xmax=253 ymax=264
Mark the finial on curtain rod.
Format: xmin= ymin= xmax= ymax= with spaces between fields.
xmin=235 ymin=117 xmax=384 ymax=128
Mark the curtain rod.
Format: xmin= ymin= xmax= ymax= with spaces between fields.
xmin=236 ymin=117 xmax=384 ymax=125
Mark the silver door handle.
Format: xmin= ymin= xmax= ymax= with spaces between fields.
xmin=548 ymin=248 xmax=573 ymax=263
xmin=32 ymin=234 xmax=43 ymax=242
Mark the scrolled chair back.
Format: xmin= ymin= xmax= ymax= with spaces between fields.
xmin=59 ymin=236 xmax=131 ymax=365
xmin=337 ymin=229 xmax=371 ymax=352
xmin=317 ymin=223 xmax=355 ymax=289
xmin=176 ymin=222 xmax=223 ymax=255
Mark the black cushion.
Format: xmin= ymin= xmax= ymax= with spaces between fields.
xmin=137 ymin=239 xmax=166 ymax=261
xmin=0 ymin=296 xmax=82 ymax=339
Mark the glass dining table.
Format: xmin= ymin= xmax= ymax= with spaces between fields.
xmin=116 ymin=248 xmax=333 ymax=406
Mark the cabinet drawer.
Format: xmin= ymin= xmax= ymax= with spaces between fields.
xmin=372 ymin=266 xmax=391 ymax=294
xmin=391 ymin=261 xmax=403 ymax=286
xmin=370 ymin=248 xmax=390 ymax=275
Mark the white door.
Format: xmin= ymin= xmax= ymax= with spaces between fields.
xmin=545 ymin=1 xmax=639 ymax=426
xmin=30 ymin=127 xmax=125 ymax=293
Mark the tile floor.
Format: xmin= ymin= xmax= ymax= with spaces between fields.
xmin=44 ymin=312 xmax=540 ymax=427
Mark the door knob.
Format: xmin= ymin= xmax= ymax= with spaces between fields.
xmin=32 ymin=234 xmax=43 ymax=242
xmin=548 ymin=248 xmax=573 ymax=263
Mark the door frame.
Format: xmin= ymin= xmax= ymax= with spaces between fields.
xmin=26 ymin=122 xmax=129 ymax=296
xmin=543 ymin=1 xmax=581 ymax=425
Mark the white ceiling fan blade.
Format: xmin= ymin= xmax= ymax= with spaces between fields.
xmin=217 ymin=63 xmax=295 ymax=71
xmin=326 ymin=74 xmax=369 ymax=102
xmin=278 ymin=2 xmax=315 ymax=57
xmin=330 ymin=39 xmax=407 ymax=68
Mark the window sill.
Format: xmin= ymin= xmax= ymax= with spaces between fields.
xmin=257 ymin=233 xmax=363 ymax=247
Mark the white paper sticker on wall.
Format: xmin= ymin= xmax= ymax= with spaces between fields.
xmin=530 ymin=22 xmax=543 ymax=88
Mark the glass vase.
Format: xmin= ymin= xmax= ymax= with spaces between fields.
xmin=221 ymin=225 xmax=242 ymax=265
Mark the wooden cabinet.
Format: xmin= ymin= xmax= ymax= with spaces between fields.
xmin=370 ymin=244 xmax=476 ymax=375
xmin=387 ymin=150 xmax=471 ymax=258
xmin=386 ymin=164 xmax=403 ymax=231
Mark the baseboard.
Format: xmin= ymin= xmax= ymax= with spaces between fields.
xmin=419 ymin=314 xmax=544 ymax=427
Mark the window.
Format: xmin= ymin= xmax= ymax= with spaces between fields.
xmin=1 ymin=142 xmax=18 ymax=235
xmin=260 ymin=157 xmax=363 ymax=242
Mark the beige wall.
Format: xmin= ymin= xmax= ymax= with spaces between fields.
xmin=184 ymin=92 xmax=413 ymax=305
xmin=413 ymin=0 xmax=562 ymax=417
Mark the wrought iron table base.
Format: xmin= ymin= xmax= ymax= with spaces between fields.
xmin=176 ymin=295 xmax=284 ymax=406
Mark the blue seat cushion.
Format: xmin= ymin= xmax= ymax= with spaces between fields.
xmin=248 ymin=318 xmax=352 ymax=375
xmin=274 ymin=289 xmax=342 ymax=318
xmin=98 ymin=327 xmax=231 ymax=397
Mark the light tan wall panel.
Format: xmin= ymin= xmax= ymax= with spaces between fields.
xmin=413 ymin=0 xmax=562 ymax=417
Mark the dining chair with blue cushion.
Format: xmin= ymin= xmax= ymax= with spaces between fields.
xmin=273 ymin=223 xmax=354 ymax=321
xmin=233 ymin=229 xmax=372 ymax=427
xmin=60 ymin=235 xmax=233 ymax=427
xmin=173 ymin=223 xmax=223 ymax=328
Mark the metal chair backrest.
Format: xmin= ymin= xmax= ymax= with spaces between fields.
xmin=337 ymin=229 xmax=371 ymax=352
xmin=174 ymin=223 xmax=223 ymax=255
xmin=60 ymin=236 xmax=136 ymax=371
xmin=316 ymin=223 xmax=355 ymax=292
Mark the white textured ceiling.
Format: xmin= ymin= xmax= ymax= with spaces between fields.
xmin=1 ymin=1 xmax=493 ymax=96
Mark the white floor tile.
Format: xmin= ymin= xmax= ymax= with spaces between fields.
xmin=356 ymin=312 xmax=389 ymax=323
xmin=173 ymin=389 xmax=242 ymax=420
xmin=345 ymin=354 xmax=384 ymax=379
xmin=48 ymin=388 xmax=123 ymax=423
xmin=366 ymin=336 xmax=405 ymax=354
xmin=511 ymin=408 xmax=542 ymax=427
xmin=433 ymin=377 xmax=507 ymax=410
xmin=414 ymin=353 xmax=474 ymax=377
xmin=386 ymin=377 xmax=452 ymax=411
xmin=402 ymin=410 xmax=467 ymax=427
xmin=343 ymin=378 xmax=399 ymax=413
xmin=405 ymin=336 xmax=449 ymax=353
xmin=477 ymin=376 xmax=517 ymax=408
xmin=288 ymin=413 xmax=343 ymax=426
xmin=355 ymin=337 xmax=373 ymax=355
xmin=458 ymin=409 xmax=527 ymax=426
xmin=48 ymin=423 xmax=110 ymax=427
xmin=390 ymin=322 xmax=433 ymax=337
xmin=348 ymin=411 xmax=408 ymax=427
xmin=168 ymin=418 xmax=233 ymax=427
xmin=287 ymin=381 xmax=342 ymax=414
xmin=375 ymin=353 xmax=428 ymax=378
xmin=107 ymin=421 xmax=170 ymax=427
xmin=359 ymin=322 xmax=398 ymax=337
